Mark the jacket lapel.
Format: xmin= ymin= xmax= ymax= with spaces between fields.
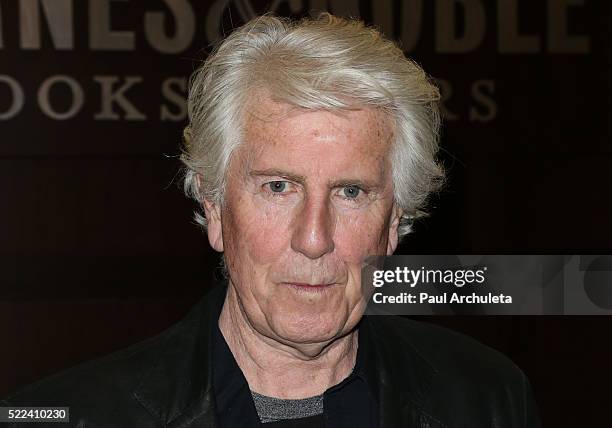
xmin=132 ymin=282 xmax=228 ymax=427
xmin=361 ymin=316 xmax=443 ymax=428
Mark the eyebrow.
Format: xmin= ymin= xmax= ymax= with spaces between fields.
xmin=249 ymin=168 xmax=383 ymax=192
xmin=250 ymin=169 xmax=306 ymax=184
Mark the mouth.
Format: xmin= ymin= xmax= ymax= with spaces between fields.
xmin=280 ymin=282 xmax=338 ymax=292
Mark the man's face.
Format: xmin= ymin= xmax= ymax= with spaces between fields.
xmin=204 ymin=95 xmax=401 ymax=348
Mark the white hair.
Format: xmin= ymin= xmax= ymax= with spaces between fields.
xmin=181 ymin=13 xmax=445 ymax=240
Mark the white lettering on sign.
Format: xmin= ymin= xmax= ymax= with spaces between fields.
xmin=469 ymin=80 xmax=496 ymax=123
xmin=19 ymin=0 xmax=73 ymax=49
xmin=437 ymin=78 xmax=498 ymax=123
xmin=37 ymin=75 xmax=84 ymax=119
xmin=498 ymin=0 xmax=540 ymax=53
xmin=144 ymin=0 xmax=195 ymax=54
xmin=89 ymin=0 xmax=135 ymax=51
xmin=94 ymin=76 xmax=146 ymax=120
xmin=0 ymin=0 xmax=592 ymax=54
xmin=548 ymin=0 xmax=590 ymax=54
xmin=160 ymin=77 xmax=187 ymax=121
xmin=436 ymin=0 xmax=486 ymax=53
xmin=0 ymin=75 xmax=25 ymax=120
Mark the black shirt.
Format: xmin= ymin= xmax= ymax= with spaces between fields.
xmin=211 ymin=300 xmax=379 ymax=428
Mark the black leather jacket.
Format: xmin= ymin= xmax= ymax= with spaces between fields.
xmin=2 ymin=282 xmax=540 ymax=427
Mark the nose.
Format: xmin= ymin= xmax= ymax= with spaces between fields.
xmin=291 ymin=193 xmax=335 ymax=260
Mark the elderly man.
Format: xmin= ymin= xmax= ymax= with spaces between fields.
xmin=2 ymin=13 xmax=539 ymax=428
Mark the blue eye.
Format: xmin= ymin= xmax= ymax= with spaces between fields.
xmin=269 ymin=181 xmax=287 ymax=192
xmin=343 ymin=186 xmax=361 ymax=199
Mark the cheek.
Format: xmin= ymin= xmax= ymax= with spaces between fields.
xmin=224 ymin=194 xmax=292 ymax=268
xmin=335 ymin=208 xmax=391 ymax=259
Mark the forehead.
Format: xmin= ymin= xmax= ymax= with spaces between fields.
xmin=239 ymin=95 xmax=395 ymax=177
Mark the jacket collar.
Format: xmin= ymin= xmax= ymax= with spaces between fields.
xmin=132 ymin=280 xmax=227 ymax=427
xmin=360 ymin=316 xmax=444 ymax=427
xmin=132 ymin=280 xmax=441 ymax=427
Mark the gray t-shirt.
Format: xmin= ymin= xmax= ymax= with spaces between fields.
xmin=250 ymin=390 xmax=324 ymax=423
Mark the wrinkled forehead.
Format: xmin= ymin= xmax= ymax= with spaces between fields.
xmin=236 ymin=93 xmax=396 ymax=174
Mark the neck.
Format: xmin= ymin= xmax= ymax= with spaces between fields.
xmin=218 ymin=284 xmax=359 ymax=399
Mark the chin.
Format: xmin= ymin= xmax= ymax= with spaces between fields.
xmin=269 ymin=310 xmax=347 ymax=344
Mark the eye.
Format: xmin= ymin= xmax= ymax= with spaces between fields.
xmin=266 ymin=181 xmax=294 ymax=194
xmin=342 ymin=185 xmax=361 ymax=199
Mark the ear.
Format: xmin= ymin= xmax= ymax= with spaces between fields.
xmin=203 ymin=198 xmax=224 ymax=252
xmin=386 ymin=204 xmax=403 ymax=255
